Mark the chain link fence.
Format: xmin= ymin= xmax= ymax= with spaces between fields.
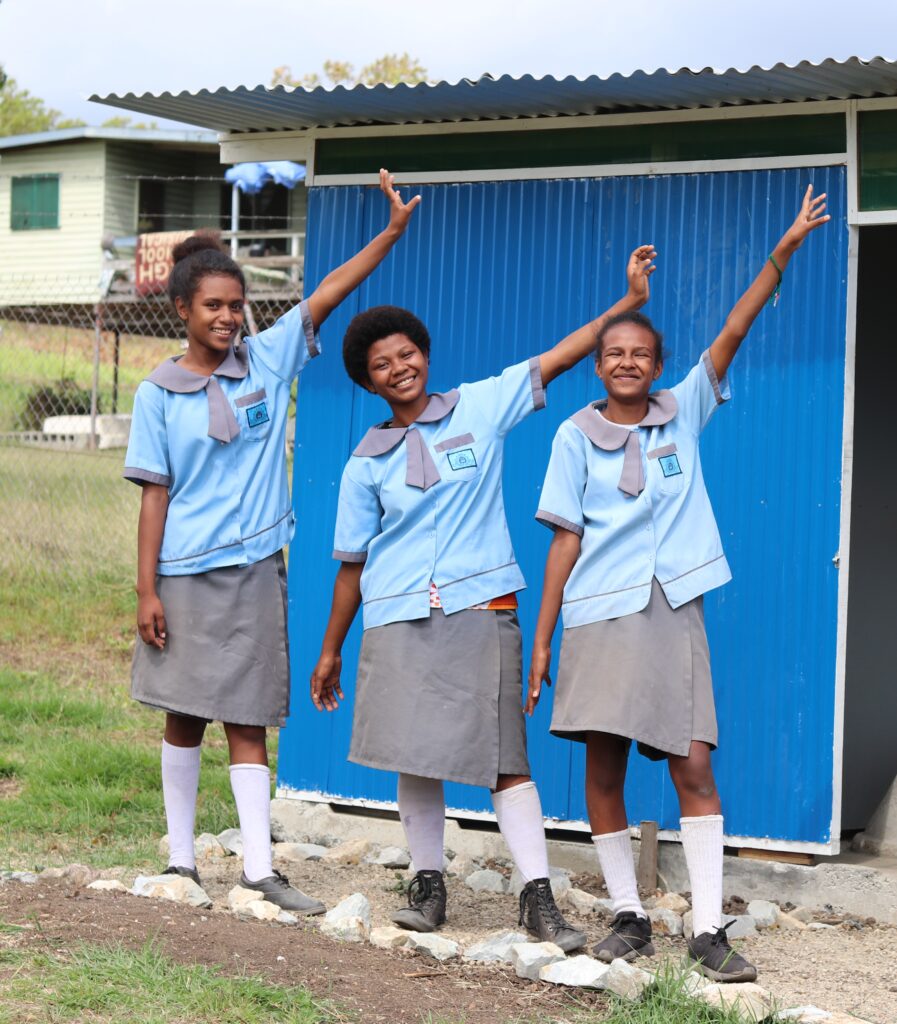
xmin=0 ymin=277 xmax=299 ymax=591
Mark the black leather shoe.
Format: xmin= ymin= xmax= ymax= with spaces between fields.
xmin=163 ymin=865 xmax=202 ymax=887
xmin=240 ymin=870 xmax=325 ymax=915
xmin=519 ymin=877 xmax=587 ymax=952
xmin=688 ymin=922 xmax=757 ymax=982
xmin=391 ymin=870 xmax=447 ymax=932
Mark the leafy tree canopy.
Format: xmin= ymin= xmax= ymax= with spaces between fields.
xmin=0 ymin=72 xmax=85 ymax=136
xmin=272 ymin=53 xmax=430 ymax=89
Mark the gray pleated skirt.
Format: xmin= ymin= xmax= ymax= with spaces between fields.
xmin=349 ymin=608 xmax=530 ymax=788
xmin=550 ymin=577 xmax=717 ymax=760
xmin=131 ymin=551 xmax=290 ymax=727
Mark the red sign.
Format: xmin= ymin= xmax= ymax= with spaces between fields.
xmin=135 ymin=230 xmax=194 ymax=296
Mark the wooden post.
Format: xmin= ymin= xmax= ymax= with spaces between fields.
xmin=636 ymin=820 xmax=659 ymax=893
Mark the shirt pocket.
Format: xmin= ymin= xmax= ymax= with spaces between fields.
xmin=648 ymin=442 xmax=685 ymax=495
xmin=435 ymin=432 xmax=479 ymax=481
xmin=235 ymin=388 xmax=272 ymax=442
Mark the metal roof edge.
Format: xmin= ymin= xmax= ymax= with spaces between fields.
xmin=0 ymin=126 xmax=219 ymax=151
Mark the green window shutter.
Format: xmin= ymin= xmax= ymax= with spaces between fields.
xmin=859 ymin=110 xmax=897 ymax=212
xmin=11 ymin=174 xmax=60 ymax=230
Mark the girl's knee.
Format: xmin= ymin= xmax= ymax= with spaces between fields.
xmin=669 ymin=757 xmax=717 ymax=799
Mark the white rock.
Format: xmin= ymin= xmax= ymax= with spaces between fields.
xmin=228 ymin=885 xmax=260 ymax=912
xmin=722 ymin=914 xmax=757 ymax=940
xmin=364 ymin=846 xmax=411 ymax=869
xmin=274 ymin=842 xmax=328 ymax=863
xmin=445 ymin=855 xmax=476 ymax=878
xmin=321 ymin=838 xmax=372 ymax=865
xmin=465 ymin=868 xmax=507 ymax=894
xmin=777 ymin=911 xmax=808 ymax=931
xmin=216 ymin=828 xmax=243 ymax=856
xmin=511 ymin=941 xmax=566 ymax=981
xmin=510 ymin=865 xmax=571 ymax=899
xmin=595 ymin=897 xmax=616 ymax=915
xmin=698 ymin=982 xmax=773 ymax=1023
xmin=682 ymin=970 xmax=712 ymax=996
xmin=194 ymin=832 xmax=226 ymax=859
xmin=2 ymin=871 xmax=39 ymax=885
xmin=539 ymin=955 xmax=611 ymax=988
xmin=648 ymin=907 xmax=684 ymax=936
xmin=40 ymin=863 xmax=95 ymax=887
xmin=231 ymin=895 xmax=297 ymax=925
xmin=684 ymin=910 xmax=694 ymax=937
xmin=563 ymin=888 xmax=600 ymax=915
xmin=321 ymin=915 xmax=368 ymax=942
xmin=323 ymin=893 xmax=372 ymax=932
xmin=806 ymin=922 xmax=836 ymax=931
xmin=603 ymin=958 xmax=653 ymax=1001
xmin=87 ymin=879 xmax=128 ymax=893
xmin=463 ymin=931 xmax=528 ymax=963
xmin=747 ymin=900 xmax=779 ymax=929
xmin=405 ymin=932 xmax=460 ymax=961
xmin=131 ymin=874 xmax=211 ymax=909
xmin=779 ymin=1009 xmax=833 ymax=1022
xmin=653 ymin=892 xmax=690 ymax=915
xmin=369 ymin=925 xmax=412 ymax=950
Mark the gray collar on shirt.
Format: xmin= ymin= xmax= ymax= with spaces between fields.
xmin=353 ymin=390 xmax=460 ymax=491
xmin=147 ymin=345 xmax=249 ymax=443
xmin=570 ymin=390 xmax=678 ymax=498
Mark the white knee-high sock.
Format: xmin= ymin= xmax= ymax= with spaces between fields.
xmin=397 ymin=773 xmax=445 ymax=872
xmin=680 ymin=814 xmax=724 ymax=937
xmin=229 ymin=763 xmax=273 ymax=882
xmin=491 ymin=781 xmax=550 ymax=883
xmin=592 ymin=828 xmax=645 ymax=919
xmin=161 ymin=740 xmax=201 ymax=870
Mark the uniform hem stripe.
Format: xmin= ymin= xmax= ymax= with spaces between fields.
xmin=535 ymin=510 xmax=584 ymax=537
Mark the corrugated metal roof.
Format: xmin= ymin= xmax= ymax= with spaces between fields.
xmin=90 ymin=57 xmax=897 ymax=133
xmin=0 ymin=126 xmax=218 ymax=152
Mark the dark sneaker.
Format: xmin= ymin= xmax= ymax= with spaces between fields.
xmin=240 ymin=870 xmax=325 ymax=915
xmin=163 ymin=865 xmax=202 ymax=887
xmin=593 ymin=912 xmax=655 ymax=963
xmin=688 ymin=923 xmax=758 ymax=983
xmin=519 ymin=878 xmax=587 ymax=953
xmin=391 ymin=870 xmax=447 ymax=932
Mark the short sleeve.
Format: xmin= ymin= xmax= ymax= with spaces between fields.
xmin=670 ymin=349 xmax=731 ymax=436
xmin=461 ymin=357 xmax=545 ymax=437
xmin=124 ymin=381 xmax=171 ymax=487
xmin=535 ymin=423 xmax=588 ymax=537
xmin=246 ymin=299 xmax=321 ymax=383
xmin=332 ymin=461 xmax=383 ymax=562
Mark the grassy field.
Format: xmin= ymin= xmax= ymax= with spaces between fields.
xmin=0 ymin=319 xmax=180 ymax=432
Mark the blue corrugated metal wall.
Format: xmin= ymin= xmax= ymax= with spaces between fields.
xmin=280 ymin=166 xmax=847 ymax=845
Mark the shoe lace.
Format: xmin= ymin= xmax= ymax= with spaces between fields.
xmin=407 ymin=872 xmax=441 ymax=912
xmin=709 ymin=920 xmax=734 ymax=949
xmin=520 ymin=882 xmax=567 ymax=933
xmin=269 ymin=870 xmax=291 ymax=891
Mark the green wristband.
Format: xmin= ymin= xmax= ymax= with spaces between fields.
xmin=768 ymin=254 xmax=783 ymax=307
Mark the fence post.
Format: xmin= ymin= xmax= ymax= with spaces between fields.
xmin=90 ymin=306 xmax=103 ymax=451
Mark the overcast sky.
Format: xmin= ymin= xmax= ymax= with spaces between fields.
xmin=1 ymin=0 xmax=894 ymax=130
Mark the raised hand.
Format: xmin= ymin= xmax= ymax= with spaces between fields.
xmin=380 ymin=168 xmax=422 ymax=236
xmin=782 ymin=185 xmax=830 ymax=251
xmin=626 ymin=244 xmax=658 ymax=307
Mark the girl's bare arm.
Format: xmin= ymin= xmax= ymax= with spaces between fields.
xmin=136 ymin=483 xmax=169 ymax=649
xmin=310 ymin=562 xmax=364 ymax=711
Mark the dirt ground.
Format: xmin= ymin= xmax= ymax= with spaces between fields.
xmin=2 ymin=857 xmax=894 ymax=1023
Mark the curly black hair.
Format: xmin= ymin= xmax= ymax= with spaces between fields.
xmin=595 ymin=311 xmax=664 ymax=363
xmin=167 ymin=231 xmax=245 ymax=308
xmin=343 ymin=305 xmax=431 ymax=387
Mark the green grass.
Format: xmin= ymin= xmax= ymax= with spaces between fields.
xmin=0 ymin=940 xmax=338 ymax=1024
xmin=0 ymin=667 xmax=239 ymax=869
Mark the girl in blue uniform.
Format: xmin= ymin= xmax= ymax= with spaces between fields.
xmin=529 ymin=186 xmax=829 ymax=981
xmin=124 ymin=171 xmax=418 ymax=913
xmin=310 ymin=244 xmax=657 ymax=947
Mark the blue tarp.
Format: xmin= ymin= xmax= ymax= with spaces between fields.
xmin=225 ymin=161 xmax=306 ymax=194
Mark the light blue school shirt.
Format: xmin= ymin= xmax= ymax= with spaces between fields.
xmin=333 ymin=357 xmax=545 ymax=630
xmin=123 ymin=300 xmax=320 ymax=575
xmin=536 ymin=350 xmax=732 ymax=628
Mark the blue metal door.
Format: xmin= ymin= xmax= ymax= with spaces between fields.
xmin=279 ymin=166 xmax=847 ymax=846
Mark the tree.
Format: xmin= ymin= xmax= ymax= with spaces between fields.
xmin=272 ymin=53 xmax=430 ymax=90
xmin=0 ymin=72 xmax=85 ymax=137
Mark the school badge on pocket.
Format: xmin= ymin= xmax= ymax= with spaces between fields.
xmin=246 ymin=401 xmax=270 ymax=428
xmin=658 ymin=453 xmax=682 ymax=478
xmin=447 ymin=448 xmax=477 ymax=471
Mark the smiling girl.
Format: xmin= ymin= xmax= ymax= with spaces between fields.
xmin=123 ymin=171 xmax=418 ymax=913
xmin=310 ymin=244 xmax=656 ymax=946
xmin=528 ymin=186 xmax=829 ymax=981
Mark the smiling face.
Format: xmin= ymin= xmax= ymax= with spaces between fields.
xmin=364 ymin=333 xmax=430 ymax=415
xmin=175 ymin=273 xmax=245 ymax=361
xmin=595 ymin=322 xmax=663 ymax=403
